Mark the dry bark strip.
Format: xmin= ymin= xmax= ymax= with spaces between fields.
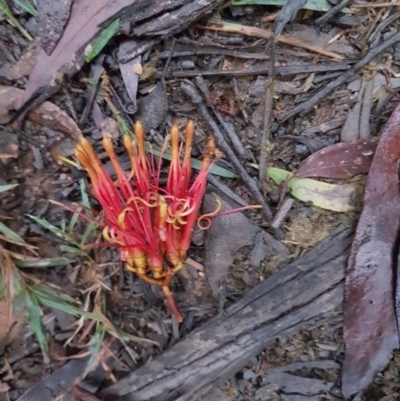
xmin=100 ymin=226 xmax=353 ymax=401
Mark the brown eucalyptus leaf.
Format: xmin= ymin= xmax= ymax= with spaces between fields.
xmin=296 ymin=139 xmax=377 ymax=179
xmin=0 ymin=86 xmax=81 ymax=140
xmin=37 ymin=0 xmax=75 ymax=55
xmin=342 ymin=103 xmax=400 ymax=398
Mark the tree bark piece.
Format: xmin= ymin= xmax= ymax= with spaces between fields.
xmin=100 ymin=227 xmax=353 ymax=401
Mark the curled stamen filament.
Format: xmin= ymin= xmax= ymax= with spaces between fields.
xmin=118 ymin=207 xmax=134 ymax=230
xmin=102 ymin=227 xmax=124 ymax=246
xmin=197 ymin=199 xmax=222 ymax=230
xmin=127 ymin=196 xmax=158 ymax=208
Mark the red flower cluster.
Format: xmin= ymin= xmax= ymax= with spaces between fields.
xmin=75 ymin=121 xmax=217 ymax=322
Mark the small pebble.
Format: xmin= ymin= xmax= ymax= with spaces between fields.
xmin=179 ymin=60 xmax=195 ymax=70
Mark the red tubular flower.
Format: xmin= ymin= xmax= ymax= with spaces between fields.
xmin=73 ymin=121 xmax=251 ymax=323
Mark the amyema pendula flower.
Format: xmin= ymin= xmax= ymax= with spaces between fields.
xmin=75 ymin=121 xmax=218 ymax=322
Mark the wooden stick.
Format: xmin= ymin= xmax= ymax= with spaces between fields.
xmin=196 ymin=22 xmax=343 ymax=60
xmin=351 ymin=2 xmax=400 ymax=7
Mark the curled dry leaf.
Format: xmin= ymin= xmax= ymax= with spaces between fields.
xmin=342 ymin=103 xmax=400 ymax=398
xmin=296 ymin=139 xmax=377 ymax=179
xmin=118 ymin=38 xmax=141 ymax=114
xmin=0 ymin=86 xmax=81 ymax=140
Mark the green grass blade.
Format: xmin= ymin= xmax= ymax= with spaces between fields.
xmin=0 ymin=183 xmax=18 ymax=193
xmin=79 ymin=178 xmax=91 ymax=209
xmin=80 ymin=221 xmax=97 ymax=247
xmin=27 ymin=214 xmax=78 ymax=245
xmin=0 ymin=0 xmax=33 ymax=40
xmin=14 ymin=257 xmax=74 ymax=268
xmin=67 ymin=177 xmax=92 ymax=234
xmin=60 ymin=245 xmax=83 ymax=254
xmin=67 ymin=208 xmax=81 ymax=234
xmin=83 ymin=323 xmax=106 ymax=377
xmin=23 ymin=291 xmax=49 ymax=362
xmin=86 ymin=18 xmax=119 ymax=63
xmin=12 ymin=0 xmax=37 ymax=16
xmin=30 ymin=283 xmax=77 ymax=303
xmin=30 ymin=285 xmax=100 ymax=321
xmin=0 ymin=221 xmax=26 ymax=245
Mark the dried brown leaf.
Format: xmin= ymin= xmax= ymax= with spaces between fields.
xmin=342 ymin=104 xmax=400 ymax=398
xmin=118 ymin=38 xmax=141 ymax=114
xmin=296 ymin=139 xmax=377 ymax=179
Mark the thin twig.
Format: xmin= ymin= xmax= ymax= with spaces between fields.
xmin=315 ymin=0 xmax=353 ymax=26
xmin=117 ymin=38 xmax=160 ymax=64
xmin=272 ymin=198 xmax=294 ymax=229
xmin=79 ymin=59 xmax=105 ymax=127
xmin=207 ymin=174 xmax=249 ymax=208
xmin=181 ymin=83 xmax=282 ymax=239
xmin=368 ymin=10 xmax=400 ymax=44
xmin=162 ymin=38 xmax=176 ymax=79
xmin=232 ymin=77 xmax=248 ymax=123
xmin=194 ymin=76 xmax=247 ymax=160
xmin=196 ymin=22 xmax=343 ymax=60
xmin=259 ymin=40 xmax=276 ymax=184
xmin=351 ymin=2 xmax=400 ymax=7
xmin=160 ymin=62 xmax=351 ymax=79
xmin=358 ymin=8 xmax=384 ymax=45
xmin=360 ymin=77 xmax=374 ymax=140
xmin=281 ymin=31 xmax=400 ymax=122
